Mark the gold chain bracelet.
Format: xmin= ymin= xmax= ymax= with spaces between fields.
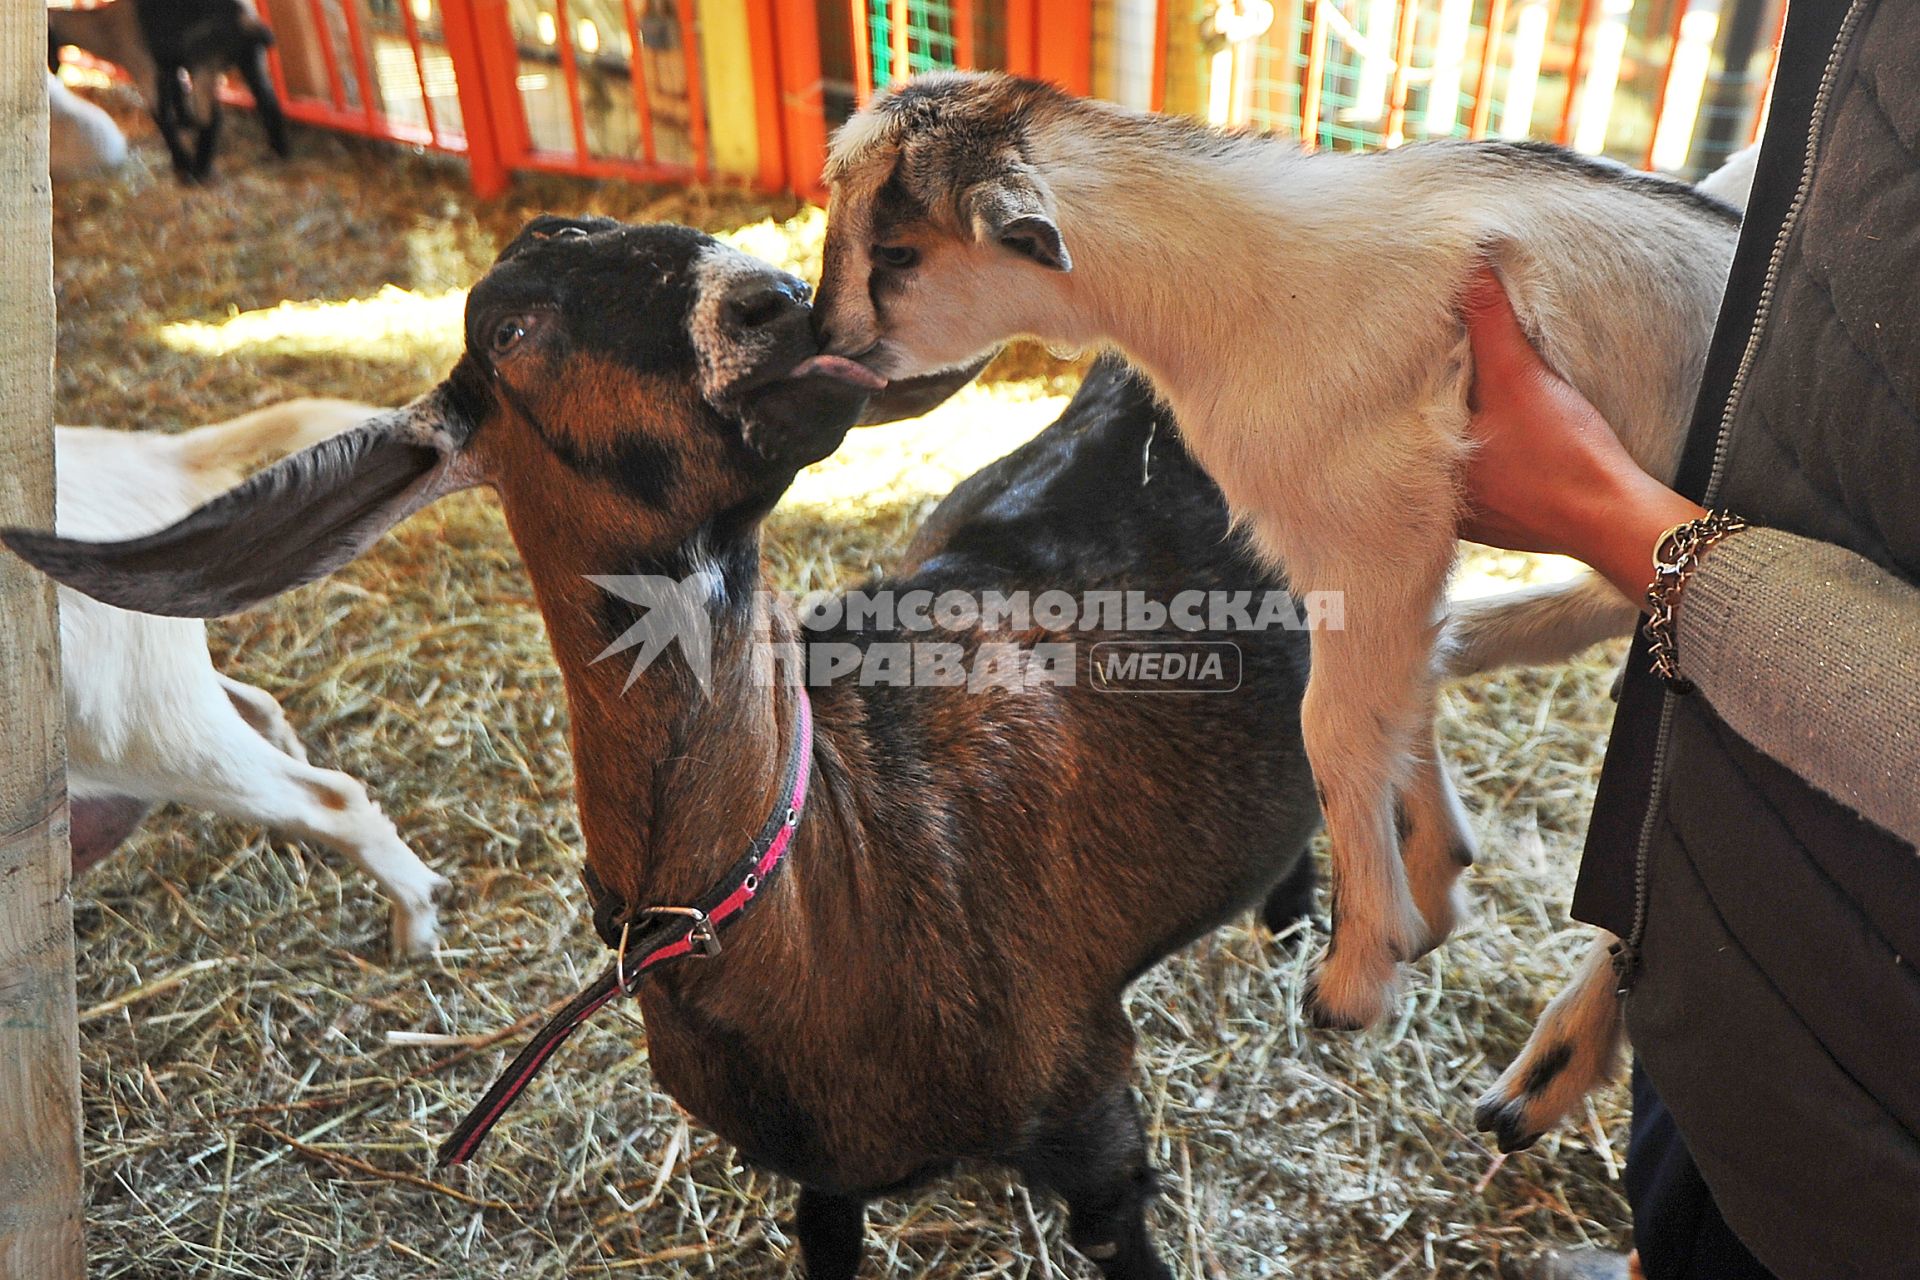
xmin=1644 ymin=510 xmax=1748 ymax=692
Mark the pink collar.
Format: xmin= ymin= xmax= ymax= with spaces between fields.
xmin=439 ymin=688 xmax=814 ymax=1167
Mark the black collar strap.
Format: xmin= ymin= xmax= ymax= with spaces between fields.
xmin=438 ymin=689 xmax=814 ymax=1168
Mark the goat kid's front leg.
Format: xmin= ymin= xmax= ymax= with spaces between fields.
xmin=186 ymin=70 xmax=223 ymax=181
xmin=794 ymin=1188 xmax=867 ymax=1280
xmin=153 ymin=68 xmax=199 ymax=180
xmin=1299 ymin=564 xmax=1454 ymax=1031
xmin=1475 ymin=932 xmax=1627 ymax=1152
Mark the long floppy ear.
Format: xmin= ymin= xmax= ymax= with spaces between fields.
xmin=2 ymin=389 xmax=478 ymax=618
xmin=964 ymin=160 xmax=1070 ymax=272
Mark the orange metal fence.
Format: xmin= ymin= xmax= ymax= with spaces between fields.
xmin=50 ymin=0 xmax=1786 ymax=201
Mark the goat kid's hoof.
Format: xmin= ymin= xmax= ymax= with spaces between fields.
xmin=388 ymin=873 xmax=455 ymax=959
xmin=1302 ymin=972 xmax=1384 ymax=1032
xmin=1473 ymin=1088 xmax=1544 ymax=1153
xmin=1302 ymin=937 xmax=1400 ymax=1030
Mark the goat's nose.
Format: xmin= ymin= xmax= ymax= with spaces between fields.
xmin=722 ymin=277 xmax=809 ymax=331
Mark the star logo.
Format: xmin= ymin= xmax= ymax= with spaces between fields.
xmin=585 ymin=574 xmax=716 ymax=693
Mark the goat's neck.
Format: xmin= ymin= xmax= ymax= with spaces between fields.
xmin=503 ymin=503 xmax=799 ymax=914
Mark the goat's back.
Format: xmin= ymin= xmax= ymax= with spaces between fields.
xmin=809 ymin=358 xmax=1318 ymax=988
xmin=1255 ymin=140 xmax=1738 ymax=484
xmin=1039 ymin=128 xmax=1742 ymax=499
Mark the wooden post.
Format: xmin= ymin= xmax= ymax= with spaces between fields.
xmin=0 ymin=13 xmax=84 ymax=1280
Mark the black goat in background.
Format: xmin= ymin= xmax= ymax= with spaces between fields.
xmin=49 ymin=0 xmax=289 ymax=183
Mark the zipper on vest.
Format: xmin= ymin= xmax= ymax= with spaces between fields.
xmin=1615 ymin=0 xmax=1869 ymax=996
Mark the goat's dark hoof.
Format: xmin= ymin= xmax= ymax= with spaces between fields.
xmin=1302 ymin=980 xmax=1369 ymax=1032
xmin=1473 ymin=1094 xmax=1543 ymax=1153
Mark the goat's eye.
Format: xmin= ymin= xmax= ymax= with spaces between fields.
xmin=874 ymin=244 xmax=920 ymax=270
xmin=490 ymin=316 xmax=531 ymax=356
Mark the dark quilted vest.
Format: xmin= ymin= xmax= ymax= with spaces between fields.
xmin=1577 ymin=2 xmax=1920 ymax=1274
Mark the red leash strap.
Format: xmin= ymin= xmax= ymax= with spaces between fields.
xmin=436 ymin=965 xmax=623 ymax=1167
xmin=437 ymin=690 xmax=814 ymax=1168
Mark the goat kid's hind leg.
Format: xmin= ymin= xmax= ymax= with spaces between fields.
xmin=1395 ymin=718 xmax=1475 ymax=955
xmin=167 ymin=712 xmax=450 ymax=956
xmin=1440 ymin=571 xmax=1639 ymax=682
xmin=218 ymin=674 xmax=309 ymax=763
xmin=1475 ymin=933 xmax=1626 ymax=1152
xmin=794 ymin=1188 xmax=866 ymax=1280
xmin=237 ymin=46 xmax=290 ymax=156
xmin=1299 ymin=566 xmax=1453 ymax=1030
xmin=1017 ymin=1083 xmax=1172 ymax=1280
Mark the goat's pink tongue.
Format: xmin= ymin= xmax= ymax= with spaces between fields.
xmin=788 ymin=354 xmax=888 ymax=391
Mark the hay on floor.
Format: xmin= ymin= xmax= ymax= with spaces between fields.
xmin=56 ymin=88 xmax=1632 ymax=1278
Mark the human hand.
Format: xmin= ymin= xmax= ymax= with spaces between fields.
xmin=1458 ymin=266 xmax=1704 ymax=602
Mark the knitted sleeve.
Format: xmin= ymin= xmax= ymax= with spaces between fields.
xmin=1676 ymin=526 xmax=1920 ymax=847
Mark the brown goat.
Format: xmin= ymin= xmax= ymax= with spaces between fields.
xmin=4 ymin=218 xmax=1323 ymax=1279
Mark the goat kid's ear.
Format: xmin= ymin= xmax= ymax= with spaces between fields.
xmin=857 ymin=350 xmax=998 ymax=425
xmin=1 ymin=390 xmax=478 ymax=619
xmin=965 ymin=165 xmax=1071 ymax=273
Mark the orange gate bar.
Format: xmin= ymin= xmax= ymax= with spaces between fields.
xmin=1383 ymin=0 xmax=1420 ymax=146
xmin=1556 ymin=0 xmax=1599 ymax=145
xmin=1468 ymin=0 xmax=1510 ymax=137
xmin=335 ymin=0 xmax=380 ymax=130
xmin=395 ymin=0 xmax=443 ymax=144
xmin=676 ymin=0 xmax=712 ymax=181
xmin=1300 ymin=0 xmax=1331 ymax=150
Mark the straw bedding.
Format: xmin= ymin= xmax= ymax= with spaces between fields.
xmin=54 ymin=89 xmax=1632 ymax=1278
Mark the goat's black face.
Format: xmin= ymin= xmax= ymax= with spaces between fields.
xmin=468 ymin=217 xmax=878 ymax=486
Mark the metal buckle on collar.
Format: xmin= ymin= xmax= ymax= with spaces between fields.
xmin=616 ymin=906 xmax=720 ymax=993
xmin=639 ymin=905 xmax=722 ymax=958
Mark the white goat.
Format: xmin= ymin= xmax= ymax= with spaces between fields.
xmin=49 ymin=72 xmax=128 ymax=179
xmin=57 ymin=399 xmax=448 ymax=956
xmin=813 ymin=74 xmax=1741 ymax=1042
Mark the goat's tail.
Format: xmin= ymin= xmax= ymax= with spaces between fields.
xmin=1439 ymin=570 xmax=1638 ymax=681
xmin=1696 ymin=143 xmax=1760 ymax=213
xmin=175 ymin=398 xmax=381 ymax=494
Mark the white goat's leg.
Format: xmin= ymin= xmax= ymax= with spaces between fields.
xmin=159 ymin=716 xmax=450 ymax=957
xmin=1298 ymin=567 xmax=1452 ymax=1030
xmin=217 ymin=674 xmax=309 ymax=763
xmin=1397 ymin=717 xmax=1475 ymax=951
xmin=1442 ymin=571 xmax=1638 ymax=681
xmin=1475 ymin=933 xmax=1626 ymax=1151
